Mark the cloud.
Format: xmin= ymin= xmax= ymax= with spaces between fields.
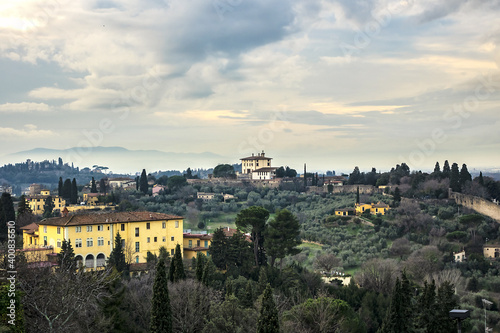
xmin=0 ymin=102 xmax=51 ymax=112
xmin=0 ymin=124 xmax=56 ymax=138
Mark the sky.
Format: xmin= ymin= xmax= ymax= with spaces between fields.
xmin=1 ymin=0 xmax=500 ymax=174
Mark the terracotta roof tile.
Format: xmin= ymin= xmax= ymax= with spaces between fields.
xmin=39 ymin=211 xmax=183 ymax=226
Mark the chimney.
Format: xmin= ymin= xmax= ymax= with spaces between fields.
xmin=261 ymin=150 xmax=265 ymax=157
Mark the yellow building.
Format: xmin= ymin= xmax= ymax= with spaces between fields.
xmin=183 ymin=233 xmax=212 ymax=260
xmin=21 ymin=211 xmax=184 ymax=269
xmin=355 ymin=202 xmax=390 ymax=215
xmin=334 ymin=208 xmax=355 ymax=216
xmin=27 ymin=190 xmax=66 ymax=215
xmin=240 ymin=151 xmax=273 ymax=174
xmin=83 ymin=192 xmax=102 ymax=205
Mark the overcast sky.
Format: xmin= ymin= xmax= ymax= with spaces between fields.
xmin=1 ymin=0 xmax=499 ymax=174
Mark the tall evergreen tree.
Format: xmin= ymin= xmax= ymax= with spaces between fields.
xmin=150 ymin=258 xmax=172 ymax=333
xmin=479 ymin=171 xmax=484 ymax=186
xmin=356 ymin=186 xmax=360 ymax=204
xmin=235 ymin=206 xmax=269 ymax=267
xmin=57 ymin=239 xmax=76 ymax=272
xmin=91 ymin=177 xmax=98 ymax=193
xmin=459 ymin=163 xmax=472 ymax=188
xmin=71 ymin=178 xmax=78 ymax=204
xmin=108 ymin=233 xmax=128 ymax=274
xmin=17 ymin=195 xmax=31 ymax=216
xmin=433 ymin=161 xmax=441 ymax=174
xmin=63 ymin=178 xmax=72 ymax=201
xmin=43 ymin=196 xmax=54 ymax=218
xmin=201 ymin=258 xmax=216 ymax=287
xmin=58 ymin=177 xmax=63 ymax=196
xmin=140 ymin=169 xmax=148 ymax=194
xmin=264 ymin=209 xmax=301 ymax=268
xmin=417 ymin=280 xmax=436 ymax=332
xmin=450 ymin=163 xmax=461 ymax=192
xmin=209 ymin=227 xmax=227 ymax=270
xmin=442 ymin=160 xmax=451 ymax=178
xmin=99 ymin=178 xmax=107 ymax=194
xmin=168 ymin=244 xmax=185 ymax=282
xmin=1 ymin=193 xmax=15 ymax=223
xmin=195 ymin=252 xmax=207 ymax=281
xmin=379 ymin=272 xmax=414 ymax=333
xmin=257 ymin=284 xmax=279 ymax=333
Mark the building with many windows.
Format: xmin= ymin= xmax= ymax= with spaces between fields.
xmin=240 ymin=151 xmax=277 ymax=180
xmin=21 ymin=211 xmax=183 ymax=269
xmin=183 ymin=233 xmax=212 ymax=260
xmin=27 ymin=189 xmax=66 ymax=216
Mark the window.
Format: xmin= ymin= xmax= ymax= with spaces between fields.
xmin=188 ymin=240 xmax=192 ymax=248
xmin=87 ymin=226 xmax=92 ymax=232
xmin=43 ymin=236 xmax=47 ymax=246
xmin=57 ymin=227 xmax=61 ymax=234
xmin=43 ymin=226 xmax=47 ymax=233
xmin=98 ymin=237 xmax=104 ymax=246
xmin=76 ymin=226 xmax=81 ymax=233
xmin=121 ymin=239 xmax=125 ymax=248
xmin=75 ymin=239 xmax=82 ymax=248
xmin=162 ymin=237 xmax=166 ymax=242
xmin=154 ymin=237 xmax=157 ymax=242
xmin=162 ymin=221 xmax=166 ymax=229
xmin=171 ymin=236 xmax=174 ymax=241
xmin=175 ymin=221 xmax=179 ymax=228
xmin=57 ymin=239 xmax=61 ymax=248
xmin=87 ymin=238 xmax=93 ymax=247
xmin=147 ymin=237 xmax=150 ymax=243
xmin=121 ymin=224 xmax=125 ymax=231
xmin=135 ymin=227 xmax=139 ymax=237
xmin=171 ymin=249 xmax=174 ymax=255
xmin=146 ymin=222 xmax=150 ymax=230
xmin=97 ymin=225 xmax=103 ymax=231
xmin=135 ymin=242 xmax=140 ymax=253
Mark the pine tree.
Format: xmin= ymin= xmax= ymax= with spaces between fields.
xmin=58 ymin=239 xmax=76 ymax=272
xmin=150 ymin=258 xmax=172 ymax=333
xmin=257 ymin=284 xmax=279 ymax=333
xmin=140 ymin=169 xmax=148 ymax=194
xmin=264 ymin=209 xmax=301 ymax=268
xmin=91 ymin=177 xmax=97 ymax=193
xmin=71 ymin=178 xmax=78 ymax=204
xmin=108 ymin=233 xmax=128 ymax=274
xmin=450 ymin=163 xmax=461 ymax=192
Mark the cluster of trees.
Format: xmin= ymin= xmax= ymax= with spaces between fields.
xmin=275 ymin=166 xmax=297 ymax=178
xmin=57 ymin=177 xmax=78 ymax=204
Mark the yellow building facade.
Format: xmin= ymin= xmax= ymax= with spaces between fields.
xmin=355 ymin=202 xmax=390 ymax=215
xmin=27 ymin=190 xmax=66 ymax=215
xmin=21 ymin=211 xmax=184 ymax=269
xmin=183 ymin=233 xmax=212 ymax=260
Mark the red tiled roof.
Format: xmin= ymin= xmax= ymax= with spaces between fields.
xmin=39 ymin=211 xmax=183 ymax=226
xmin=20 ymin=222 xmax=39 ymax=234
xmin=183 ymin=233 xmax=212 ymax=240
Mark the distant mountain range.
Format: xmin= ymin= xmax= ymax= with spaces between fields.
xmin=2 ymin=146 xmax=226 ymax=174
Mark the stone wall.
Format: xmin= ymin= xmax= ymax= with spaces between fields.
xmin=449 ymin=190 xmax=500 ymax=222
xmin=327 ymin=185 xmax=378 ymax=195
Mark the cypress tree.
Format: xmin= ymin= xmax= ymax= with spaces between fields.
xmin=209 ymin=227 xmax=227 ymax=270
xmin=201 ymin=258 xmax=216 ymax=287
xmin=91 ymin=177 xmax=97 ymax=193
xmin=58 ymin=239 xmax=76 ymax=272
xmin=150 ymin=258 xmax=172 ymax=333
xmin=450 ymin=163 xmax=461 ymax=192
xmin=17 ymin=195 xmax=32 ymax=216
xmin=0 ymin=197 xmax=5 ymax=240
xmin=433 ymin=161 xmax=441 ymax=174
xmin=99 ymin=178 xmax=107 ymax=194
xmin=1 ymin=193 xmax=15 ymax=223
xmin=140 ymin=169 xmax=148 ymax=194
xmin=379 ymin=272 xmax=414 ymax=333
xmin=356 ymin=186 xmax=360 ymax=204
xmin=257 ymin=284 xmax=279 ymax=333
xmin=58 ymin=177 xmax=63 ymax=196
xmin=479 ymin=171 xmax=484 ymax=186
xmin=195 ymin=252 xmax=207 ymax=281
xmin=43 ymin=196 xmax=54 ymax=218
xmin=63 ymin=179 xmax=72 ymax=201
xmin=168 ymin=244 xmax=185 ymax=282
xmin=108 ymin=233 xmax=128 ymax=274
xmin=71 ymin=178 xmax=78 ymax=204
xmin=241 ymin=280 xmax=254 ymax=308
xmin=442 ymin=160 xmax=451 ymax=178
xmin=459 ymin=163 xmax=472 ymax=188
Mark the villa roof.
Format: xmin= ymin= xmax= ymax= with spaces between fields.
xmin=183 ymin=233 xmax=212 ymax=240
xmin=20 ymin=222 xmax=39 ymax=234
xmin=38 ymin=211 xmax=182 ymax=227
xmin=240 ymin=155 xmax=272 ymax=160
